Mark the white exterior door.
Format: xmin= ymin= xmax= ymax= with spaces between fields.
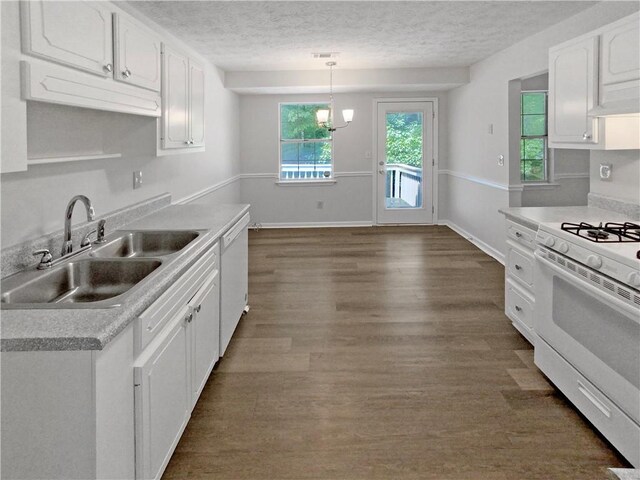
xmin=376 ymin=101 xmax=434 ymax=224
xmin=189 ymin=60 xmax=205 ymax=147
xmin=22 ymin=1 xmax=113 ymax=76
xmin=548 ymin=36 xmax=599 ymax=145
xmin=114 ymin=14 xmax=162 ymax=92
xmin=161 ymin=44 xmax=190 ymax=148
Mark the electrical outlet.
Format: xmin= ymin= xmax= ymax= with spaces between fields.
xmin=133 ymin=171 xmax=143 ymax=189
xmin=497 ymin=155 xmax=505 ymax=166
xmin=488 ymin=124 xmax=494 ymax=135
xmin=599 ymin=163 xmax=612 ymax=180
xmin=317 ymin=201 xmax=324 ymax=209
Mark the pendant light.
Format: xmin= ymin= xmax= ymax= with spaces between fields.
xmin=316 ymin=61 xmax=354 ymax=132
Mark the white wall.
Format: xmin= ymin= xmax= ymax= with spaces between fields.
xmin=240 ymin=92 xmax=447 ymax=226
xmin=589 ymin=149 xmax=640 ymax=204
xmin=444 ymin=1 xmax=640 ymax=257
xmin=0 ymin=2 xmax=241 ymax=249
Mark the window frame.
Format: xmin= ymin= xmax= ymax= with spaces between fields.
xmin=278 ymin=102 xmax=334 ymax=183
xmin=520 ymin=90 xmax=549 ymax=183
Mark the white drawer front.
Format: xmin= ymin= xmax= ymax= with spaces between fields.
xmin=508 ymin=246 xmax=534 ymax=287
xmin=536 ymin=339 xmax=640 ymax=467
xmin=506 ymin=220 xmax=536 ymax=251
xmin=506 ymin=279 xmax=534 ymax=329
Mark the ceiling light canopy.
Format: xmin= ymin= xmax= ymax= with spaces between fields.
xmin=316 ymin=62 xmax=354 ymax=132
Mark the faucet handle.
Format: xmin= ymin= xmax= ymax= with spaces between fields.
xmin=96 ymin=219 xmax=107 ymax=243
xmin=33 ymin=249 xmax=53 ymax=270
xmin=81 ymin=229 xmax=97 ymax=248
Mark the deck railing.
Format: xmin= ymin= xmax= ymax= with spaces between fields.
xmin=386 ymin=163 xmax=422 ymax=208
xmin=280 ymin=163 xmax=332 ymax=180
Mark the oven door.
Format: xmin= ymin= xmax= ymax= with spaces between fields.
xmin=534 ymin=247 xmax=640 ymax=423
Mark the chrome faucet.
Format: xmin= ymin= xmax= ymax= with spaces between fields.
xmin=62 ymin=195 xmax=95 ymax=257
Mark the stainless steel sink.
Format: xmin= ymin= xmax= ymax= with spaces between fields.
xmin=90 ymin=230 xmax=201 ymax=258
xmin=1 ymin=258 xmax=162 ymax=309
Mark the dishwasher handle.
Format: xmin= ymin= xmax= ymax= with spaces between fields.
xmin=223 ymin=213 xmax=250 ymax=248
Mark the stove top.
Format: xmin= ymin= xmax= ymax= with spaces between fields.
xmin=560 ymin=221 xmax=640 ymax=243
xmin=537 ymin=220 xmax=640 ymax=287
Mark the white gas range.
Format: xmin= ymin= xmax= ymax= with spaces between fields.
xmin=533 ymin=220 xmax=640 ymax=467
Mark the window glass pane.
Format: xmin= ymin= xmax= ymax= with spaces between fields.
xmin=521 ymin=159 xmax=545 ymax=182
xmin=522 ymin=114 xmax=546 ymax=136
xmin=385 ymin=112 xmax=423 ymax=168
xmin=280 ymin=104 xmax=331 ymax=140
xmin=521 ymin=92 xmax=545 ymax=114
xmin=522 ymin=138 xmax=545 ymax=160
xmin=280 ymin=141 xmax=332 ymax=180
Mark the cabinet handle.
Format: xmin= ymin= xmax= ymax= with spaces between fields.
xmin=515 ymin=305 xmax=522 ymax=312
xmin=196 ymin=304 xmax=202 ymax=313
xmin=514 ymin=231 xmax=522 ymax=238
xmin=122 ymin=69 xmax=132 ymax=78
xmin=514 ymin=264 xmax=522 ymax=270
xmin=103 ymin=63 xmax=112 ymax=73
xmin=185 ymin=312 xmax=193 ymax=324
xmin=582 ymin=132 xmax=592 ymax=141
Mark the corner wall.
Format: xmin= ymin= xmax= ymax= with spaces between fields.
xmin=239 ymin=92 xmax=448 ymax=226
xmin=444 ymin=1 xmax=640 ymax=258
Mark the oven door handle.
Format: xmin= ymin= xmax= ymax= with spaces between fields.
xmin=535 ymin=250 xmax=640 ymax=320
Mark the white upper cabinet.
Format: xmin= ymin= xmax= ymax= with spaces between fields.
xmin=189 ymin=61 xmax=205 ymax=147
xmin=114 ymin=13 xmax=162 ymax=92
xmin=549 ymin=36 xmax=599 ymax=147
xmin=161 ymin=44 xmax=190 ymax=148
xmin=160 ymin=43 xmax=206 ymax=151
xmin=548 ymin=12 xmax=640 ymax=150
xmin=21 ymin=1 xmax=114 ymax=77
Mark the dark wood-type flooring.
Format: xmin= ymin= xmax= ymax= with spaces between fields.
xmin=163 ymin=226 xmax=628 ymax=479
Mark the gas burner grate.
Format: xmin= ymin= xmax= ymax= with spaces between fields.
xmin=561 ymin=221 xmax=640 ymax=243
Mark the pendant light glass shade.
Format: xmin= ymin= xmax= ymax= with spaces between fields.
xmin=342 ymin=109 xmax=354 ymax=123
xmin=316 ymin=108 xmax=330 ymax=125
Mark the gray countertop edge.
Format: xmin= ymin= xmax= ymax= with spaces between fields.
xmin=608 ymin=468 xmax=640 ymax=480
xmin=498 ymin=208 xmax=539 ymax=231
xmin=1 ymin=204 xmax=250 ymax=352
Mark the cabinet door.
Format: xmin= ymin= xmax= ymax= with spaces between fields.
xmin=114 ymin=14 xmax=161 ymax=92
xmin=161 ymin=44 xmax=190 ymax=148
xmin=134 ymin=307 xmax=191 ymax=480
xmin=189 ymin=270 xmax=220 ymax=405
xmin=189 ymin=60 xmax=206 ymax=147
xmin=601 ymin=18 xmax=640 ymax=87
xmin=548 ymin=36 xmax=599 ymax=146
xmin=21 ymin=1 xmax=113 ymax=76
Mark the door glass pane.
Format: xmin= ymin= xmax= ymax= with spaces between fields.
xmin=385 ymin=112 xmax=423 ymax=208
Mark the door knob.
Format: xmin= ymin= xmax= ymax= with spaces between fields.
xmin=378 ymin=169 xmax=384 ymax=174
xmin=378 ymin=161 xmax=384 ymax=166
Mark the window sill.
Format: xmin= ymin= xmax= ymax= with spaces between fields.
xmin=520 ymin=182 xmax=560 ymax=190
xmin=276 ymin=179 xmax=337 ymax=186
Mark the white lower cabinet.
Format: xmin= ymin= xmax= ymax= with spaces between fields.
xmin=133 ymin=243 xmax=220 ymax=480
xmin=134 ymin=307 xmax=192 ymax=480
xmin=504 ymin=219 xmax=537 ymax=345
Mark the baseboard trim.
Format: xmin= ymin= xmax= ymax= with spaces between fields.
xmin=256 ymin=221 xmax=374 ymax=229
xmin=175 ymin=175 xmax=241 ymax=205
xmin=439 ymin=220 xmax=505 ymax=265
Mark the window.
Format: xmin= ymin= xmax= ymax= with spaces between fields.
xmin=279 ymin=103 xmax=332 ymax=181
xmin=520 ymin=91 xmax=548 ymax=182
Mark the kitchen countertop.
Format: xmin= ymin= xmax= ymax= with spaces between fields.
xmin=499 ymin=206 xmax=633 ymax=231
xmin=1 ymin=203 xmax=250 ymax=352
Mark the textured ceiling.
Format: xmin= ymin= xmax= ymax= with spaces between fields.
xmin=129 ymin=1 xmax=597 ymax=71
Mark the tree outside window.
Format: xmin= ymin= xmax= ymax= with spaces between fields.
xmin=520 ymin=92 xmax=548 ymax=182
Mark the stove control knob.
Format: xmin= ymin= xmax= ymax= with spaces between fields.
xmin=586 ymin=255 xmax=602 ymax=269
xmin=557 ymin=241 xmax=569 ymax=254
xmin=627 ymin=272 xmax=640 ymax=288
xmin=544 ymin=236 xmax=556 ymax=248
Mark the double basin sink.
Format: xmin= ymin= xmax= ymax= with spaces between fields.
xmin=1 ymin=230 xmax=204 ymax=309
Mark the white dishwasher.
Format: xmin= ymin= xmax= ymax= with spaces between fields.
xmin=220 ymin=213 xmax=250 ymax=356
